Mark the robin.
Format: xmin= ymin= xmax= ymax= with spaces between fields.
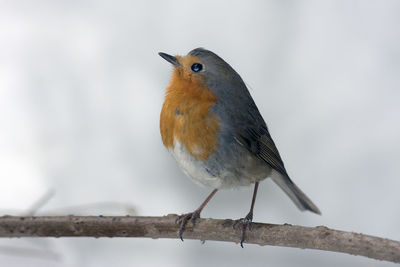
xmin=159 ymin=48 xmax=321 ymax=247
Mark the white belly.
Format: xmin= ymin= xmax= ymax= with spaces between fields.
xmin=170 ymin=140 xmax=224 ymax=188
xmin=169 ymin=139 xmax=270 ymax=189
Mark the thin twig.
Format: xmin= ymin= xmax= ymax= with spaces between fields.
xmin=0 ymin=245 xmax=61 ymax=261
xmin=0 ymin=215 xmax=398 ymax=263
xmin=24 ymin=189 xmax=55 ymax=216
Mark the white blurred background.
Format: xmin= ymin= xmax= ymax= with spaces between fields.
xmin=1 ymin=0 xmax=399 ymax=266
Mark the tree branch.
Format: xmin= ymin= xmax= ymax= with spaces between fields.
xmin=0 ymin=215 xmax=399 ymax=263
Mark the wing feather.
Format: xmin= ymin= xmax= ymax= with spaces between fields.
xmin=235 ymin=125 xmax=288 ymax=176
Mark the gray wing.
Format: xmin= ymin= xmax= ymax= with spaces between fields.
xmin=228 ymin=99 xmax=321 ymax=214
xmin=211 ymin=75 xmax=288 ymax=176
xmin=234 ymin=123 xmax=288 ymax=176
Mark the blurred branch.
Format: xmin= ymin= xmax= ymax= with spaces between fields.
xmin=24 ymin=189 xmax=55 ymax=216
xmin=0 ymin=245 xmax=60 ymax=262
xmin=41 ymin=202 xmax=137 ymax=216
xmin=0 ymin=215 xmax=398 ymax=263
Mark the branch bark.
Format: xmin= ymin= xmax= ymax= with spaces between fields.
xmin=0 ymin=215 xmax=399 ymax=263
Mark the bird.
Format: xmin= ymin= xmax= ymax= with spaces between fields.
xmin=158 ymin=48 xmax=320 ymax=247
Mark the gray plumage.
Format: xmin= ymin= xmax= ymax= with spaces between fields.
xmin=189 ymin=48 xmax=321 ymax=214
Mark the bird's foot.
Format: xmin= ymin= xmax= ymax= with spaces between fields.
xmin=175 ymin=210 xmax=201 ymax=241
xmin=232 ymin=211 xmax=253 ymax=247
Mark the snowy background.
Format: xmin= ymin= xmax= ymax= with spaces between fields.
xmin=1 ymin=0 xmax=399 ymax=266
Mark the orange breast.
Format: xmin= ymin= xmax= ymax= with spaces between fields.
xmin=160 ymin=69 xmax=220 ymax=160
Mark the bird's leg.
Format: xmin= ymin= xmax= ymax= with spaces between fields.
xmin=176 ymin=189 xmax=218 ymax=241
xmin=233 ymin=182 xmax=259 ymax=247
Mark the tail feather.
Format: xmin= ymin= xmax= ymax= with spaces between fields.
xmin=271 ymin=173 xmax=321 ymax=215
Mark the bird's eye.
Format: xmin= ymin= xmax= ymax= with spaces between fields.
xmin=191 ymin=63 xmax=203 ymax=72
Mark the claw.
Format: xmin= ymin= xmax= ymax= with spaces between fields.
xmin=232 ymin=212 xmax=253 ymax=247
xmin=176 ymin=210 xmax=201 ymax=241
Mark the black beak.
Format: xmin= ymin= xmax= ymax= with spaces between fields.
xmin=158 ymin=52 xmax=180 ymax=67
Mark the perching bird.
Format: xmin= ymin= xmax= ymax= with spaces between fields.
xmin=159 ymin=48 xmax=320 ymax=246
